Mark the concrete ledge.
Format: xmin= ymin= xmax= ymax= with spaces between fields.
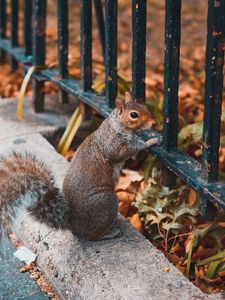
xmin=0 ymin=95 xmax=77 ymax=141
xmin=0 ymin=132 xmax=223 ymax=300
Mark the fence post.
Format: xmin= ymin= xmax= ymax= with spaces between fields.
xmin=163 ymin=0 xmax=181 ymax=152
xmin=23 ymin=0 xmax=33 ymax=57
xmin=32 ymin=0 xmax=47 ymax=112
xmin=94 ymin=0 xmax=105 ymax=61
xmin=132 ymin=0 xmax=146 ymax=102
xmin=80 ymin=0 xmax=92 ymax=92
xmin=105 ymin=0 xmax=117 ymax=108
xmin=10 ymin=0 xmax=19 ymax=71
xmin=162 ymin=0 xmax=181 ymax=186
xmin=57 ymin=0 xmax=69 ymax=103
xmin=202 ymin=0 xmax=225 ymax=182
xmin=0 ymin=0 xmax=6 ymax=60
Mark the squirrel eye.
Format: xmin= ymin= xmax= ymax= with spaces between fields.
xmin=130 ymin=112 xmax=139 ymax=119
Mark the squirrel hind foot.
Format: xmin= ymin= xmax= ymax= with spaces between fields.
xmin=91 ymin=226 xmax=122 ymax=241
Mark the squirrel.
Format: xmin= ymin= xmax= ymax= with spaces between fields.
xmin=0 ymin=92 xmax=160 ymax=241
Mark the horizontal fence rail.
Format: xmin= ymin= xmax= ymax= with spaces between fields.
xmin=0 ymin=0 xmax=224 ymax=210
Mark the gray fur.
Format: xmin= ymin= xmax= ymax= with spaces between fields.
xmin=0 ymin=152 xmax=69 ymax=241
xmin=63 ymin=109 xmax=159 ymax=240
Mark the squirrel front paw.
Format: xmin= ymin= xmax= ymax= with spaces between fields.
xmin=146 ymin=137 xmax=162 ymax=147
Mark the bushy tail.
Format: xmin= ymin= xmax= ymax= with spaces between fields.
xmin=0 ymin=152 xmax=69 ymax=239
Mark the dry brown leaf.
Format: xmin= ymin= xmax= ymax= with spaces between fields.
xmin=163 ymin=266 xmax=170 ymax=272
xmin=192 ymin=246 xmax=216 ymax=263
xmin=117 ymin=191 xmax=135 ymax=204
xmin=19 ymin=267 xmax=28 ymax=273
xmin=218 ymin=222 xmax=225 ymax=227
xmin=167 ymin=253 xmax=183 ymax=266
xmin=194 ymin=277 xmax=221 ymax=294
xmin=127 ymin=213 xmax=143 ymax=233
xmin=187 ymin=188 xmax=197 ymax=207
xmin=218 ymin=270 xmax=225 ymax=277
xmin=122 ymin=169 xmax=144 ymax=182
xmin=116 ymin=175 xmax=132 ymax=191
xmin=64 ymin=149 xmax=75 ymax=161
xmin=119 ymin=202 xmax=130 ymax=217
xmin=184 ymin=232 xmax=195 ymax=254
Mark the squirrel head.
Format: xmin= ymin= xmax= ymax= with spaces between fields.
xmin=115 ymin=92 xmax=155 ymax=131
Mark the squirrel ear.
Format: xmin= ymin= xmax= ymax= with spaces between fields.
xmin=115 ymin=97 xmax=125 ymax=114
xmin=136 ymin=98 xmax=144 ymax=104
xmin=125 ymin=91 xmax=133 ymax=103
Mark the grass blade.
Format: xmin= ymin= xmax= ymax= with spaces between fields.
xmin=197 ymin=251 xmax=225 ymax=266
xmin=17 ymin=66 xmax=36 ymax=121
xmin=206 ymin=260 xmax=222 ymax=279
xmin=185 ymin=239 xmax=195 ymax=277
xmin=57 ymin=105 xmax=82 ymax=155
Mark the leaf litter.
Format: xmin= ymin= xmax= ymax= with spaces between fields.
xmin=9 ymin=233 xmax=57 ymax=299
xmin=115 ymin=161 xmax=225 ymax=294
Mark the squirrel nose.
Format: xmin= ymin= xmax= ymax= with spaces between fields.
xmin=148 ymin=119 xmax=156 ymax=126
xmin=140 ymin=119 xmax=155 ymax=131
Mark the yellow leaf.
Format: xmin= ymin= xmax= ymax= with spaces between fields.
xmin=19 ymin=267 xmax=28 ymax=273
xmin=57 ymin=105 xmax=82 ymax=155
xmin=17 ymin=66 xmax=36 ymax=121
xmin=163 ymin=266 xmax=170 ymax=272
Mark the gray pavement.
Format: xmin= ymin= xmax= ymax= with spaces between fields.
xmin=0 ymin=236 xmax=49 ymax=300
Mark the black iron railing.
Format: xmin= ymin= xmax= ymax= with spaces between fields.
xmin=0 ymin=0 xmax=224 ymax=210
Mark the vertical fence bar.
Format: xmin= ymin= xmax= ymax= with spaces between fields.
xmin=132 ymin=0 xmax=146 ymax=102
xmin=202 ymin=0 xmax=225 ymax=181
xmin=23 ymin=0 xmax=33 ymax=57
xmin=57 ymin=0 xmax=69 ymax=103
xmin=94 ymin=0 xmax=105 ymax=61
xmin=32 ymin=0 xmax=47 ymax=112
xmin=105 ymin=0 xmax=117 ymax=108
xmin=162 ymin=0 xmax=181 ymax=151
xmin=0 ymin=0 xmax=6 ymax=59
xmin=0 ymin=0 xmax=6 ymax=39
xmin=80 ymin=0 xmax=92 ymax=91
xmin=10 ymin=0 xmax=19 ymax=70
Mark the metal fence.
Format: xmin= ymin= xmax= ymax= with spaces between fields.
xmin=0 ymin=0 xmax=224 ymax=210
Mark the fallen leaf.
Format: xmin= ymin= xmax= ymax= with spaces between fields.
xmin=187 ymin=188 xmax=197 ymax=207
xmin=122 ymin=169 xmax=144 ymax=182
xmin=117 ymin=191 xmax=135 ymax=204
xmin=119 ymin=202 xmax=130 ymax=217
xmin=116 ymin=175 xmax=132 ymax=191
xmin=19 ymin=267 xmax=28 ymax=273
xmin=163 ymin=266 xmax=170 ymax=272
xmin=127 ymin=213 xmax=143 ymax=233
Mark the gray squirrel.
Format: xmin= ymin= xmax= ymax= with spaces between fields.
xmin=0 ymin=92 xmax=160 ymax=241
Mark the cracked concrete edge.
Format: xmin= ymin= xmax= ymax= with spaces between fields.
xmin=0 ymin=133 xmax=223 ymax=300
